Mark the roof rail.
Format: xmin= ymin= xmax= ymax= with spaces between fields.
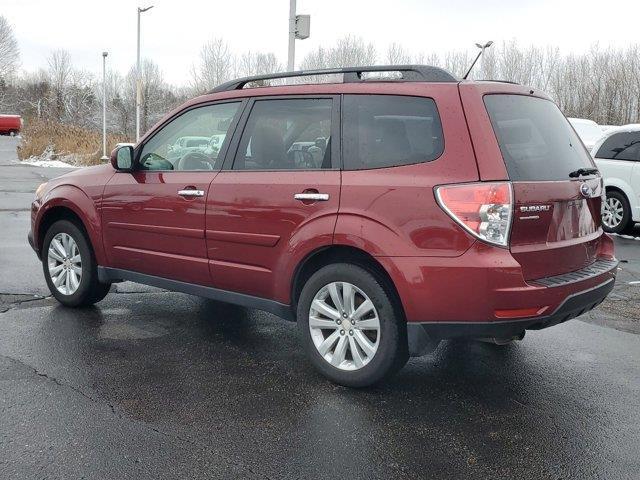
xmin=476 ymin=79 xmax=520 ymax=85
xmin=209 ymin=65 xmax=458 ymax=93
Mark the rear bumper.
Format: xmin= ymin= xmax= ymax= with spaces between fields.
xmin=408 ymin=277 xmax=614 ymax=344
xmin=376 ymin=237 xmax=618 ymax=350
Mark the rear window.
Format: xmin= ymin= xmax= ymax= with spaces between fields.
xmin=342 ymin=95 xmax=444 ymax=170
xmin=594 ymin=131 xmax=640 ymax=161
xmin=484 ymin=95 xmax=593 ymax=181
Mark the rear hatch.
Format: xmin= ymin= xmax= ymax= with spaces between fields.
xmin=483 ymin=93 xmax=603 ymax=280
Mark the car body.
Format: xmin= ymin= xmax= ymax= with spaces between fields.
xmin=0 ymin=114 xmax=22 ymax=135
xmin=592 ymin=124 xmax=640 ymax=233
xmin=568 ymin=117 xmax=603 ymax=152
xmin=28 ymin=66 xmax=617 ymax=386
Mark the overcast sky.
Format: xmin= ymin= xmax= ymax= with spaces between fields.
xmin=1 ymin=0 xmax=639 ymax=85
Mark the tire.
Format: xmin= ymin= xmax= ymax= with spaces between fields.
xmin=297 ymin=263 xmax=408 ymax=387
xmin=42 ymin=219 xmax=111 ymax=307
xmin=602 ymin=190 xmax=632 ymax=234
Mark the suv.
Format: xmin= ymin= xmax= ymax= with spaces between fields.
xmin=29 ymin=66 xmax=617 ymax=387
xmin=591 ymin=124 xmax=640 ymax=233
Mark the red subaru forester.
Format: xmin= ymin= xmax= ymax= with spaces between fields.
xmin=29 ymin=66 xmax=617 ymax=387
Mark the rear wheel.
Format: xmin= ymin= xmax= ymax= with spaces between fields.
xmin=602 ymin=190 xmax=632 ymax=234
xmin=297 ymin=263 xmax=408 ymax=387
xmin=42 ymin=220 xmax=111 ymax=307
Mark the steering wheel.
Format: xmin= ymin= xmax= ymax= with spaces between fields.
xmin=177 ymin=151 xmax=213 ymax=171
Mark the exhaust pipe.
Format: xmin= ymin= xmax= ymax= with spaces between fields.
xmin=478 ymin=331 xmax=525 ymax=345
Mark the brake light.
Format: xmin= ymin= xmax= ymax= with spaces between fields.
xmin=435 ymin=182 xmax=513 ymax=247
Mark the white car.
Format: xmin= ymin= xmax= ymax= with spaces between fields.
xmin=591 ymin=124 xmax=640 ymax=233
xmin=568 ymin=118 xmax=604 ymax=152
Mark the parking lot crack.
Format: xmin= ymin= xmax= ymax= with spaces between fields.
xmin=0 ymin=353 xmax=119 ymax=415
xmin=0 ymin=293 xmax=48 ymax=313
xmin=0 ymin=352 xmax=276 ymax=480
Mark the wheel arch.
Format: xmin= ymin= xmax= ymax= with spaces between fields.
xmin=604 ymin=178 xmax=635 ymax=211
xmin=605 ymin=184 xmax=630 ymax=201
xmin=36 ymin=186 xmax=106 ymax=264
xmin=290 ymin=245 xmax=406 ymax=323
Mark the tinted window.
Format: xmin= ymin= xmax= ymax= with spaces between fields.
xmin=139 ymin=102 xmax=240 ymax=171
xmin=595 ymin=132 xmax=640 ymax=161
xmin=484 ymin=95 xmax=593 ymax=181
xmin=233 ymin=99 xmax=332 ymax=170
xmin=342 ymin=95 xmax=443 ymax=170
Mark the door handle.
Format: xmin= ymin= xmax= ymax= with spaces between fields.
xmin=178 ymin=189 xmax=205 ymax=197
xmin=294 ymin=193 xmax=330 ymax=202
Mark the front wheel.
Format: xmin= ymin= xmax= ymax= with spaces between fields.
xmin=42 ymin=220 xmax=111 ymax=307
xmin=297 ymin=263 xmax=408 ymax=387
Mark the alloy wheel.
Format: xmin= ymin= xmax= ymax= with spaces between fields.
xmin=308 ymin=281 xmax=381 ymax=371
xmin=47 ymin=232 xmax=82 ymax=295
xmin=602 ymin=196 xmax=624 ymax=229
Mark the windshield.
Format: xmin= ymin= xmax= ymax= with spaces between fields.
xmin=484 ymin=95 xmax=593 ymax=181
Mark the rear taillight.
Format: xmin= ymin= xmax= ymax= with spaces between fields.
xmin=435 ymin=182 xmax=513 ymax=247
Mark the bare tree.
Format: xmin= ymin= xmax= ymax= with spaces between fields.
xmin=237 ymin=51 xmax=282 ymax=78
xmin=191 ymin=38 xmax=235 ymax=93
xmin=386 ymin=43 xmax=412 ymax=65
xmin=47 ymin=49 xmax=73 ymax=121
xmin=122 ymin=59 xmax=181 ymax=136
xmin=301 ymin=36 xmax=377 ymax=70
xmin=0 ymin=16 xmax=19 ymax=80
xmin=7 ymin=37 xmax=640 ymax=137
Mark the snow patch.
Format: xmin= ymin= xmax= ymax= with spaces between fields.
xmin=20 ymin=158 xmax=78 ymax=168
xmin=610 ymin=233 xmax=640 ymax=241
xmin=19 ymin=145 xmax=81 ymax=169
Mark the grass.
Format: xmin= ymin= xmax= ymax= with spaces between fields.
xmin=17 ymin=119 xmax=130 ymax=166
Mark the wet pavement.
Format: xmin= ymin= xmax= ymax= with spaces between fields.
xmin=0 ymin=136 xmax=639 ymax=479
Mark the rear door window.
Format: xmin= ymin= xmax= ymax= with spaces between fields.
xmin=484 ymin=94 xmax=593 ymax=181
xmin=342 ymin=95 xmax=444 ymax=170
xmin=594 ymin=132 xmax=640 ymax=161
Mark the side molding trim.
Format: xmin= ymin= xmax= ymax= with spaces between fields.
xmin=97 ymin=266 xmax=294 ymax=321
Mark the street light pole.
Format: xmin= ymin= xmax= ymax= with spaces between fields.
xmin=136 ymin=5 xmax=154 ymax=142
xmin=101 ymin=51 xmax=108 ymax=161
xmin=475 ymin=41 xmax=493 ymax=77
xmin=462 ymin=41 xmax=493 ymax=80
xmin=287 ymin=0 xmax=296 ymax=71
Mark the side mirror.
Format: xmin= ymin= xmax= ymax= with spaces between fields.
xmin=110 ymin=145 xmax=134 ymax=171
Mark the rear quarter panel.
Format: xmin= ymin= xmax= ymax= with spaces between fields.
xmin=335 ymin=83 xmax=479 ymax=257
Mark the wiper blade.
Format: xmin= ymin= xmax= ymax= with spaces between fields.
xmin=569 ymin=168 xmax=599 ymax=178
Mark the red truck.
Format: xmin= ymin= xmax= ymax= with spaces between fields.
xmin=0 ymin=115 xmax=22 ymax=135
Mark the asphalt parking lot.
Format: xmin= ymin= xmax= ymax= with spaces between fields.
xmin=0 ymin=136 xmax=639 ymax=479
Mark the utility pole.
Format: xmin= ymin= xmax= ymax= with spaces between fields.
xmin=287 ymin=0 xmax=296 ymax=71
xmin=101 ymin=51 xmax=108 ymax=161
xmin=136 ymin=5 xmax=154 ymax=141
xmin=287 ymin=0 xmax=310 ymax=72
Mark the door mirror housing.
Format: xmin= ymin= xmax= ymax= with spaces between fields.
xmin=110 ymin=145 xmax=134 ymax=171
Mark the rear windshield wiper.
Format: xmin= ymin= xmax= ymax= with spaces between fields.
xmin=569 ymin=168 xmax=599 ymax=178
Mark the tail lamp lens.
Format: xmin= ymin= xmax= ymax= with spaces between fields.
xmin=435 ymin=182 xmax=513 ymax=247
